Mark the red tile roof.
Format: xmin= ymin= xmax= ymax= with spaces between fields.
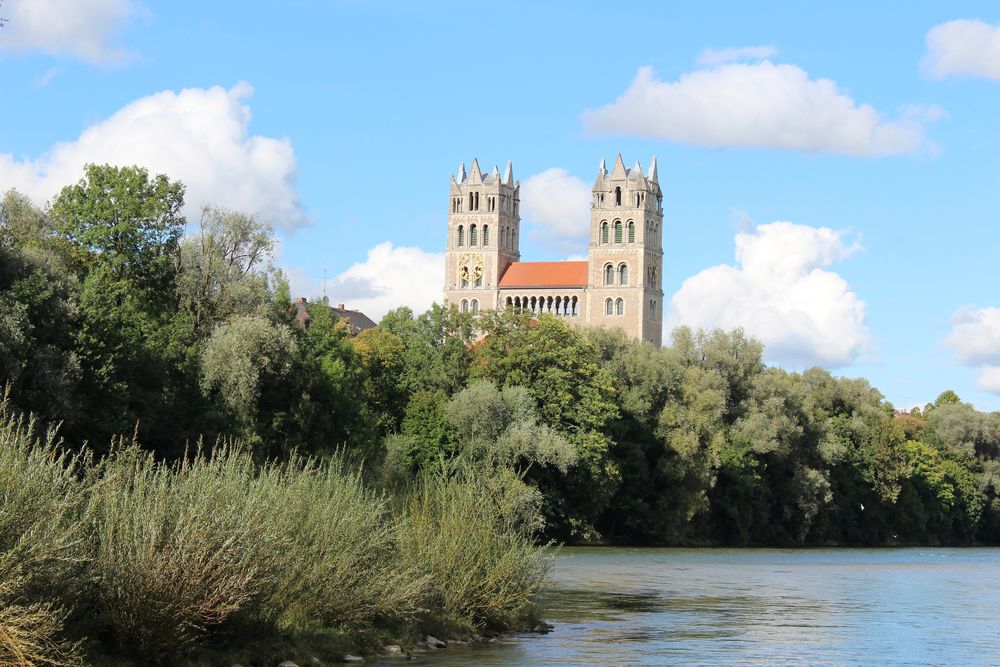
xmin=498 ymin=261 xmax=588 ymax=288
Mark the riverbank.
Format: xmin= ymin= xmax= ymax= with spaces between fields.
xmin=0 ymin=401 xmax=550 ymax=666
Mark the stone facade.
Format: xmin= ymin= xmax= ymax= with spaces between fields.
xmin=443 ymin=154 xmax=663 ymax=346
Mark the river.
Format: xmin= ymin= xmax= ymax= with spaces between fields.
xmin=371 ymin=547 xmax=1000 ymax=665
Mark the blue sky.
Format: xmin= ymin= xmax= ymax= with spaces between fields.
xmin=2 ymin=1 xmax=1000 ymax=410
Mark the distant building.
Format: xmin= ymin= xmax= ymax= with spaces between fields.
xmin=294 ymin=297 xmax=376 ymax=335
xmin=443 ymin=154 xmax=664 ymax=346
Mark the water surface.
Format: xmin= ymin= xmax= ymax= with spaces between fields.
xmin=373 ymin=547 xmax=1000 ymax=665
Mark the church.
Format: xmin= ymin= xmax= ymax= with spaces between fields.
xmin=443 ymin=154 xmax=664 ymax=346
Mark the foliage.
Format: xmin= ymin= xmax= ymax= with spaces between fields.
xmin=398 ymin=465 xmax=550 ymax=631
xmin=0 ymin=396 xmax=86 ymax=666
xmin=200 ymin=315 xmax=297 ymax=428
xmin=176 ymin=205 xmax=275 ymax=335
xmin=51 ymin=164 xmax=185 ymax=295
xmin=85 ymin=443 xmax=286 ymax=660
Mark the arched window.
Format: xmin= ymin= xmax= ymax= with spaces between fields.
xmin=470 ymin=224 xmax=478 ymax=246
xmin=461 ymin=299 xmax=469 ymax=313
xmin=601 ymin=222 xmax=609 ymax=244
xmin=615 ymin=187 xmax=622 ymax=206
xmin=628 ymin=221 xmax=635 ymax=244
xmin=483 ymin=224 xmax=489 ymax=247
xmin=604 ymin=264 xmax=614 ymax=285
xmin=474 ymin=273 xmax=482 ymax=288
xmin=474 ymin=192 xmax=480 ymax=211
xmin=618 ymin=264 xmax=628 ymax=285
xmin=616 ymin=298 xmax=624 ymax=316
xmin=471 ymin=299 xmax=479 ymax=314
xmin=614 ymin=221 xmax=623 ymax=243
xmin=457 ymin=225 xmax=464 ymax=247
xmin=468 ymin=193 xmax=474 ymax=210
xmin=635 ymin=193 xmax=641 ymax=207
xmin=605 ymin=298 xmax=613 ymax=315
xmin=506 ymin=297 xmax=513 ymax=308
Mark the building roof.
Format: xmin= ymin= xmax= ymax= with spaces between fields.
xmin=498 ymin=261 xmax=588 ymax=288
xmin=294 ymin=298 xmax=377 ymax=335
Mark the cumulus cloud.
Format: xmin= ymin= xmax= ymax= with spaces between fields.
xmin=668 ymin=221 xmax=869 ymax=367
xmin=520 ymin=168 xmax=591 ymax=247
xmin=923 ymin=19 xmax=1000 ymax=81
xmin=285 ymin=242 xmax=444 ymax=322
xmin=0 ymin=0 xmax=144 ymax=65
xmin=697 ymin=45 xmax=778 ymax=66
xmin=944 ymin=306 xmax=1000 ymax=393
xmin=583 ymin=63 xmax=938 ymax=156
xmin=0 ymin=83 xmax=309 ymax=231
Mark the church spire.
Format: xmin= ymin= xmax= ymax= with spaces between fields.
xmin=503 ymin=160 xmax=514 ymax=185
xmin=457 ymin=162 xmax=466 ymax=183
xmin=648 ymin=155 xmax=658 ymax=183
xmin=468 ymin=158 xmax=482 ymax=185
xmin=610 ymin=153 xmax=627 ymax=179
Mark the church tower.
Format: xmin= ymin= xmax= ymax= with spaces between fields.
xmin=443 ymin=158 xmax=520 ymax=313
xmin=586 ymin=154 xmax=664 ymax=346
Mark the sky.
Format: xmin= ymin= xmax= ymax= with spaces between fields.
xmin=2 ymin=1 xmax=1000 ymax=410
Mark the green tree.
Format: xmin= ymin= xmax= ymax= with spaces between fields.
xmin=352 ymin=327 xmax=408 ymax=436
xmin=176 ymin=205 xmax=275 ymax=336
xmin=472 ymin=310 xmax=619 ymax=540
xmin=51 ymin=164 xmax=185 ymax=296
xmin=379 ymin=304 xmax=476 ymax=395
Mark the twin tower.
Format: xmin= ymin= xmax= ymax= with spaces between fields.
xmin=443 ymin=154 xmax=664 ymax=346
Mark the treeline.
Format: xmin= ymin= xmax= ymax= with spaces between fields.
xmin=3 ymin=163 xmax=1000 ymax=552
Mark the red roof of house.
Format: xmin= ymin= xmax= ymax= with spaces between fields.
xmin=498 ymin=261 xmax=588 ymax=288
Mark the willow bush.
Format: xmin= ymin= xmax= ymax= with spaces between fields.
xmin=258 ymin=455 xmax=427 ymax=631
xmin=0 ymin=396 xmax=86 ymax=666
xmin=85 ymin=443 xmax=287 ymax=660
xmin=399 ymin=465 xmax=551 ymax=631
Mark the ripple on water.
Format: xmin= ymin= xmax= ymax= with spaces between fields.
xmin=368 ymin=547 xmax=1000 ymax=666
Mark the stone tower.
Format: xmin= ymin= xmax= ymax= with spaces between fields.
xmin=443 ymin=158 xmax=520 ymax=313
xmin=586 ymin=154 xmax=664 ymax=346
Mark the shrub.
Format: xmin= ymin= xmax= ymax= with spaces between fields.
xmin=85 ymin=443 xmax=287 ymax=661
xmin=399 ymin=465 xmax=550 ymax=631
xmin=0 ymin=395 xmax=86 ymax=666
xmin=259 ymin=455 xmax=427 ymax=630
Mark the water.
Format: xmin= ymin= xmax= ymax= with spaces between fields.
xmin=372 ymin=547 xmax=1000 ymax=666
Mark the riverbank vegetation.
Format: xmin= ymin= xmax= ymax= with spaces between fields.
xmin=3 ymin=164 xmax=1000 ymax=658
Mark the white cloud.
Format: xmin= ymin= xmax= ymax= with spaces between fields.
xmin=520 ymin=168 xmax=591 ymax=246
xmin=0 ymin=83 xmax=309 ymax=231
xmin=944 ymin=306 xmax=1000 ymax=393
xmin=583 ymin=63 xmax=938 ymax=156
xmin=923 ymin=19 xmax=1000 ymax=81
xmin=977 ymin=367 xmax=1000 ymax=393
xmin=668 ymin=221 xmax=869 ymax=367
xmin=0 ymin=0 xmax=144 ymax=65
xmin=697 ymin=45 xmax=778 ymax=66
xmin=285 ymin=242 xmax=444 ymax=322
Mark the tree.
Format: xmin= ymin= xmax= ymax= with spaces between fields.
xmin=199 ymin=315 xmax=297 ymax=440
xmin=176 ymin=205 xmax=275 ymax=335
xmin=472 ymin=310 xmax=619 ymax=540
xmin=445 ymin=381 xmax=577 ymax=474
xmin=0 ymin=189 xmax=49 ymax=248
xmin=379 ymin=304 xmax=476 ymax=395
xmin=352 ymin=327 xmax=408 ymax=436
xmin=51 ymin=164 xmax=185 ymax=296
